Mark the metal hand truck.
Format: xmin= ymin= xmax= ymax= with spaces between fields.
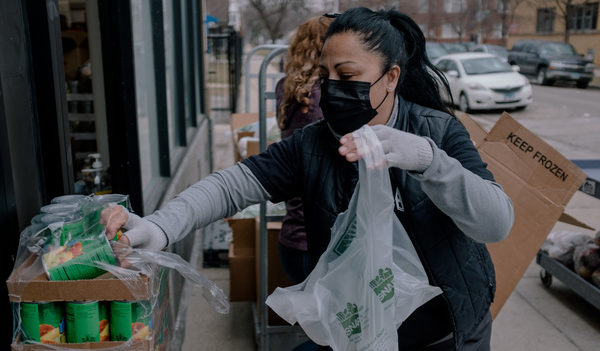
xmin=243 ymin=44 xmax=311 ymax=351
xmin=537 ymin=160 xmax=600 ymax=310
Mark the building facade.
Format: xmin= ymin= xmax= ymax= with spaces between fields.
xmin=1 ymin=0 xmax=213 ymax=346
xmin=506 ymin=0 xmax=599 ymax=63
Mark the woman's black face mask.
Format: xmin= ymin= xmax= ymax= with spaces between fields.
xmin=319 ymin=73 xmax=389 ymax=135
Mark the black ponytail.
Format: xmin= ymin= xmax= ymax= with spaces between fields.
xmin=325 ymin=7 xmax=454 ymax=116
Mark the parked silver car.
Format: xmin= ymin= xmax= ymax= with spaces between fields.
xmin=434 ymin=53 xmax=533 ymax=112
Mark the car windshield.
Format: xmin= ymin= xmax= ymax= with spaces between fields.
xmin=487 ymin=46 xmax=508 ymax=58
xmin=460 ymin=57 xmax=513 ymax=75
xmin=427 ymin=43 xmax=449 ymax=60
xmin=539 ymin=42 xmax=578 ymax=56
xmin=443 ymin=43 xmax=467 ymax=53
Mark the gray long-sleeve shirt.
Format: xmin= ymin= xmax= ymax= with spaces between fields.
xmin=145 ymin=143 xmax=513 ymax=247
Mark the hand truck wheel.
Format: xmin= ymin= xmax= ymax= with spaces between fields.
xmin=540 ymin=269 xmax=552 ymax=288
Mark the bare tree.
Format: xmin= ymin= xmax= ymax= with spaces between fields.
xmin=445 ymin=0 xmax=479 ymax=42
xmin=496 ymin=0 xmax=529 ymax=46
xmin=244 ymin=0 xmax=311 ymax=44
xmin=553 ymin=0 xmax=574 ymax=42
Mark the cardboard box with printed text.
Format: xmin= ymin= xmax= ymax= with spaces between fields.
xmin=457 ymin=112 xmax=589 ymax=318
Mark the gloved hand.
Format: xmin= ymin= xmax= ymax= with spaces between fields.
xmin=339 ymin=124 xmax=433 ymax=172
xmin=100 ymin=205 xmax=167 ymax=251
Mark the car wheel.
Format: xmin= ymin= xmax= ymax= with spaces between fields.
xmin=459 ymin=93 xmax=471 ymax=113
xmin=536 ymin=67 xmax=549 ymax=85
xmin=576 ymin=80 xmax=589 ymax=89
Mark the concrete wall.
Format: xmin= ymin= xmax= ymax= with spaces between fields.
xmin=156 ymin=117 xmax=212 ymax=345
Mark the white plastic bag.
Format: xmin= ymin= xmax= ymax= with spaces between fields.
xmin=266 ymin=126 xmax=442 ymax=350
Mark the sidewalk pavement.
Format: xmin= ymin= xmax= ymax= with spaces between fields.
xmin=181 ymin=53 xmax=600 ymax=351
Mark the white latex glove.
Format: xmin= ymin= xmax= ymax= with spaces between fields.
xmin=339 ymin=124 xmax=433 ymax=172
xmin=123 ymin=212 xmax=168 ymax=251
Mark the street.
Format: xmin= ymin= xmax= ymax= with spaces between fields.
xmin=467 ymin=84 xmax=600 ymax=160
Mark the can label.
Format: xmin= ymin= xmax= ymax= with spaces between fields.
xmin=99 ymin=302 xmax=110 ymax=342
xmin=60 ymin=217 xmax=85 ymax=245
xmin=43 ymin=236 xmax=117 ymax=281
xmin=132 ymin=301 xmax=151 ymax=340
xmin=110 ymin=301 xmax=151 ymax=341
xmin=109 ymin=301 xmax=132 ymax=341
xmin=21 ymin=302 xmax=65 ymax=344
xmin=66 ymin=301 xmax=100 ymax=343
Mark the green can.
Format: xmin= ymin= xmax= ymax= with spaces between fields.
xmin=21 ymin=302 xmax=65 ymax=344
xmin=42 ymin=235 xmax=117 ymax=281
xmin=41 ymin=203 xmax=80 ymax=214
xmin=40 ymin=212 xmax=85 ymax=245
xmin=110 ymin=301 xmax=151 ymax=341
xmin=51 ymin=194 xmax=86 ymax=204
xmin=99 ymin=302 xmax=110 ymax=342
xmin=66 ymin=301 xmax=100 ymax=343
xmin=95 ymin=194 xmax=129 ymax=209
xmin=61 ymin=215 xmax=85 ymax=244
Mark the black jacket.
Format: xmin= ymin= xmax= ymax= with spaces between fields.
xmin=243 ymin=95 xmax=497 ymax=349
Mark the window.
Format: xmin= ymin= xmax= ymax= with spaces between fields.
xmin=444 ymin=0 xmax=466 ymax=13
xmin=567 ymin=2 xmax=599 ymax=31
xmin=418 ymin=0 xmax=429 ymax=13
xmin=130 ymin=0 xmax=162 ymax=196
xmin=441 ymin=24 xmax=459 ymax=39
xmin=446 ymin=60 xmax=459 ymax=73
xmin=536 ymin=8 xmax=555 ymax=33
xmin=491 ymin=23 xmax=503 ymax=38
xmin=59 ymin=0 xmax=112 ymax=194
xmin=461 ymin=57 xmax=512 ymax=75
xmin=496 ymin=0 xmax=510 ymax=13
xmin=436 ymin=60 xmax=450 ymax=72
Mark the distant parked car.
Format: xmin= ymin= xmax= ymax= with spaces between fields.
xmin=441 ymin=42 xmax=469 ymax=54
xmin=426 ymin=42 xmax=449 ymax=61
xmin=461 ymin=41 xmax=477 ymax=52
xmin=471 ymin=44 xmax=509 ymax=62
xmin=433 ymin=53 xmax=532 ymax=112
xmin=508 ymin=39 xmax=594 ymax=88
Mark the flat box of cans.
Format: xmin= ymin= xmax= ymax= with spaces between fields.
xmin=7 ymin=255 xmax=151 ymax=302
xmin=8 ymin=194 xmax=172 ymax=350
xmin=10 ymin=268 xmax=170 ymax=350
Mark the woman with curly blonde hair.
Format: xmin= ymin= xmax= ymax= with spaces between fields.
xmin=275 ymin=15 xmax=333 ymax=286
xmin=277 ymin=16 xmax=333 ymax=130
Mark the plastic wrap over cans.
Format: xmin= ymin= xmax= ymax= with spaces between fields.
xmin=7 ymin=193 xmax=229 ymax=350
xmin=266 ymin=125 xmax=442 ymax=350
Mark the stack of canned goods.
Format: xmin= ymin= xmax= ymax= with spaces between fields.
xmin=20 ymin=300 xmax=151 ymax=344
xmin=24 ymin=194 xmax=131 ymax=281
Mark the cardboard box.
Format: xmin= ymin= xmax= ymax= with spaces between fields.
xmin=11 ymin=340 xmax=150 ymax=351
xmin=255 ymin=221 xmax=294 ymax=325
xmin=457 ymin=112 xmax=588 ymax=318
xmin=6 ymin=256 xmax=150 ymax=302
xmin=231 ymin=113 xmax=259 ymax=162
xmin=228 ymin=242 xmax=257 ymax=302
xmin=226 ymin=217 xmax=256 ymax=255
xmin=230 ymin=113 xmax=274 ymax=162
xmin=8 ymin=262 xmax=169 ymax=350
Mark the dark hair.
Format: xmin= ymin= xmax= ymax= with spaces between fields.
xmin=324 ymin=7 xmax=454 ymax=115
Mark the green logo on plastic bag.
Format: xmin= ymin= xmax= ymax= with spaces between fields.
xmin=336 ymin=302 xmax=361 ymax=338
xmin=369 ymin=267 xmax=394 ymax=303
xmin=333 ymin=217 xmax=357 ymax=256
